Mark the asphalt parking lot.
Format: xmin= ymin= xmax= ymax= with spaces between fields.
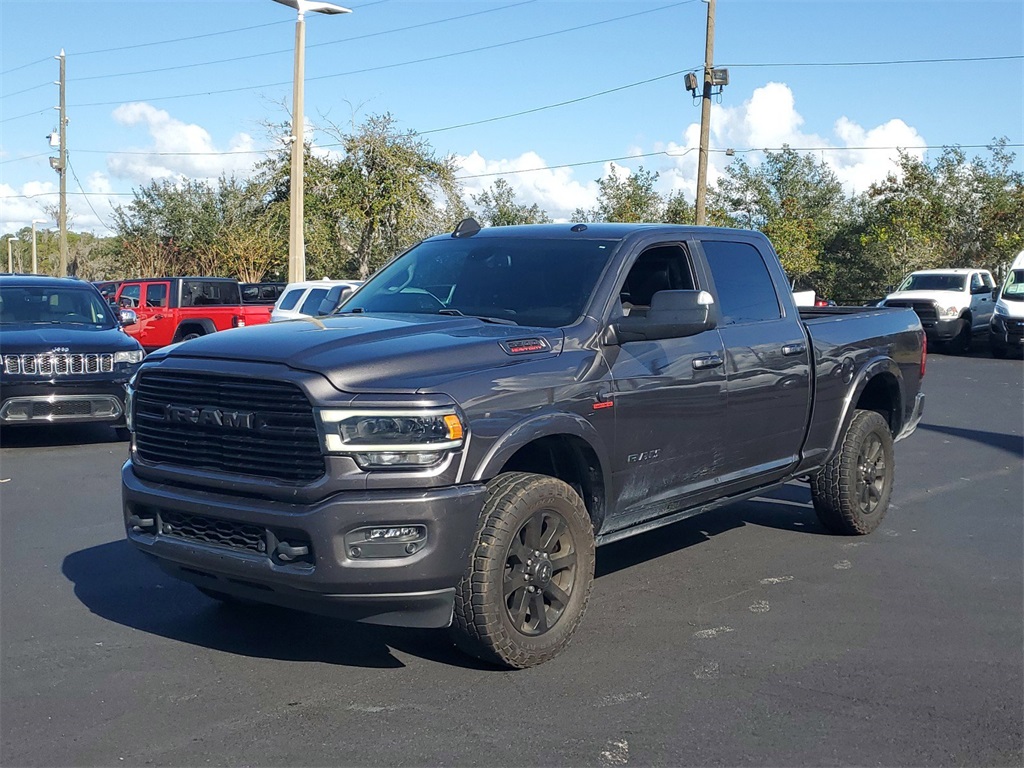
xmin=1 ymin=348 xmax=1021 ymax=767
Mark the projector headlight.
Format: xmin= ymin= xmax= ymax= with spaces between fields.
xmin=317 ymin=407 xmax=465 ymax=470
xmin=114 ymin=349 xmax=145 ymax=365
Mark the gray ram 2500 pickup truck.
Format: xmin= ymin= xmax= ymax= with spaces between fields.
xmin=122 ymin=221 xmax=926 ymax=668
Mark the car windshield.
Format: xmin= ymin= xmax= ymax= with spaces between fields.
xmin=898 ymin=273 xmax=967 ymax=292
xmin=342 ymin=236 xmax=617 ymax=327
xmin=1001 ymin=269 xmax=1024 ymax=301
xmin=0 ymin=285 xmax=116 ymax=327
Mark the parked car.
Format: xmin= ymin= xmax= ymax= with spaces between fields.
xmin=989 ymin=250 xmax=1024 ymax=358
xmin=0 ymin=275 xmax=143 ymax=430
xmin=121 ymin=221 xmax=925 ymax=669
xmin=113 ymin=277 xmax=272 ymax=351
xmin=270 ymin=279 xmax=362 ymax=322
xmin=93 ymin=280 xmax=122 ymax=306
xmin=880 ymin=268 xmax=996 ymax=352
xmin=241 ymin=282 xmax=286 ymax=305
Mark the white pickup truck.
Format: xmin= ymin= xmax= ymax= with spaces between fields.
xmin=990 ymin=251 xmax=1024 ymax=358
xmin=881 ymin=268 xmax=996 ymax=353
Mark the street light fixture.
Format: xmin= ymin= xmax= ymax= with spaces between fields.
xmin=31 ymin=219 xmax=47 ymax=275
xmin=272 ymin=0 xmax=352 ymax=284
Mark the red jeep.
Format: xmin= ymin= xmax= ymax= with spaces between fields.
xmin=114 ymin=277 xmax=272 ymax=351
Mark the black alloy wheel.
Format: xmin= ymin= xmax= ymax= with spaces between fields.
xmin=503 ymin=508 xmax=578 ymax=636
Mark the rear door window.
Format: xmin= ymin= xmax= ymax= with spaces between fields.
xmin=299 ymin=288 xmax=330 ymax=316
xmin=701 ymin=240 xmax=782 ymax=325
xmin=277 ymin=288 xmax=304 ymax=311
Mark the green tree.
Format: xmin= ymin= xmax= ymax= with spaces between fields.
xmin=573 ymin=164 xmax=664 ymax=223
xmin=472 ymin=178 xmax=551 ymax=227
xmin=316 ymin=113 xmax=465 ymax=279
xmin=710 ymin=146 xmax=847 ymax=284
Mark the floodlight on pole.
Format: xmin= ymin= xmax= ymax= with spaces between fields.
xmin=31 ymin=219 xmax=47 ymax=275
xmin=272 ymin=0 xmax=352 ymax=284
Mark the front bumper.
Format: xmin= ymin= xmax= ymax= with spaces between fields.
xmin=922 ymin=316 xmax=963 ymax=342
xmin=0 ymin=378 xmax=129 ymax=425
xmin=122 ymin=461 xmax=487 ymax=628
xmin=989 ymin=316 xmax=1024 ymax=349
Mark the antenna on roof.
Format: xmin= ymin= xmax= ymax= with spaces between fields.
xmin=452 ymin=218 xmax=482 ymax=238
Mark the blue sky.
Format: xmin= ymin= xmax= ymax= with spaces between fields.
xmin=1 ymin=0 xmax=1021 ymax=237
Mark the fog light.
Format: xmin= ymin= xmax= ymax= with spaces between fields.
xmin=345 ymin=525 xmax=427 ymax=559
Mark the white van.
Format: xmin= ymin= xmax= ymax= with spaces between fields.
xmin=271 ymin=279 xmax=362 ymax=322
xmin=989 ymin=251 xmax=1024 ymax=358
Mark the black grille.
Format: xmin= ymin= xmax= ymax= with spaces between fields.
xmin=34 ymin=400 xmax=92 ymax=417
xmin=134 ymin=371 xmax=325 ymax=483
xmin=161 ymin=510 xmax=266 ymax=554
xmin=885 ymin=300 xmax=938 ymax=324
xmin=1007 ymin=319 xmax=1024 ymax=337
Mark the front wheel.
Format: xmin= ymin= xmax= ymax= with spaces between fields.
xmin=450 ymin=472 xmax=596 ymax=669
xmin=810 ymin=409 xmax=895 ymax=535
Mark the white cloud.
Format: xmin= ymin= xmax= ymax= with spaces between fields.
xmin=458 ymin=82 xmax=930 ymax=217
xmin=107 ymin=102 xmax=261 ymax=184
xmin=456 ymin=150 xmax=599 ymax=221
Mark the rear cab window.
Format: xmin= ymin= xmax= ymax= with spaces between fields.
xmin=700 ymin=240 xmax=782 ymax=325
xmin=277 ymin=288 xmax=304 ymax=312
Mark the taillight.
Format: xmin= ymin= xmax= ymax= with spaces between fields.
xmin=920 ymin=334 xmax=927 ymax=378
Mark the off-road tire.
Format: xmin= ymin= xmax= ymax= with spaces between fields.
xmin=810 ymin=409 xmax=895 ymax=535
xmin=450 ymin=472 xmax=595 ymax=669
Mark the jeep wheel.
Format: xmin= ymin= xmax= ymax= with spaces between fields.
xmin=181 ymin=331 xmax=203 ymax=341
xmin=450 ymin=472 xmax=595 ymax=669
xmin=810 ymin=409 xmax=895 ymax=535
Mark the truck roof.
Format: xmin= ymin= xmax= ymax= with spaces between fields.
xmin=424 ymin=222 xmax=767 ymax=242
xmin=908 ymin=268 xmax=989 ymax=275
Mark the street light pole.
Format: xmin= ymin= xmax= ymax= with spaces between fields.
xmin=272 ymin=0 xmax=352 ymax=284
xmin=31 ymin=219 xmax=46 ymax=275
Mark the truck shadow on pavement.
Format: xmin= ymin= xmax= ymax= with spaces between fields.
xmin=0 ymin=423 xmax=125 ymax=448
xmin=916 ymin=423 xmax=1024 ymax=457
xmin=62 ymin=484 xmax=822 ymax=671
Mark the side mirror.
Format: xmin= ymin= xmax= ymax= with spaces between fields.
xmin=317 ymin=287 xmax=352 ymax=316
xmin=610 ymin=290 xmax=716 ymax=344
xmin=119 ymin=309 xmax=138 ymax=326
xmin=992 ymin=287 xmax=1001 ymax=300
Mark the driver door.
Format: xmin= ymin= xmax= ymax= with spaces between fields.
xmin=604 ymin=242 xmax=728 ymax=532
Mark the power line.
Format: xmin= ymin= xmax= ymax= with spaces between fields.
xmin=73 ymin=1 xmax=538 ymax=83
xmin=66 ymin=1 xmax=698 ymax=109
xmin=0 ymin=81 xmax=53 ymax=101
xmin=67 ymin=155 xmax=114 ymax=233
xmin=722 ymin=54 xmax=1023 ymax=68
xmin=3 ymin=143 xmax=1020 ymax=200
xmin=453 ymin=143 xmax=1024 ymax=180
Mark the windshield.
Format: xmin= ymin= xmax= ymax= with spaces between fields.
xmin=342 ymin=236 xmax=617 ymax=327
xmin=0 ymin=285 xmax=116 ymax=328
xmin=1001 ymin=269 xmax=1024 ymax=301
xmin=898 ymin=273 xmax=967 ymax=292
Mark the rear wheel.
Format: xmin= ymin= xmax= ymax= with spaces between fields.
xmin=450 ymin=472 xmax=595 ymax=669
xmin=810 ymin=409 xmax=895 ymax=535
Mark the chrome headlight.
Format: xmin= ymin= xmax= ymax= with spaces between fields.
xmin=939 ymin=305 xmax=960 ymax=318
xmin=114 ymin=349 xmax=145 ymax=365
xmin=317 ymin=407 xmax=465 ymax=469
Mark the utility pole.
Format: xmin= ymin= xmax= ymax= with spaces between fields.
xmin=288 ymin=16 xmax=306 ymax=284
xmin=55 ymin=49 xmax=68 ymax=276
xmin=7 ymin=238 xmax=12 ymax=273
xmin=694 ymin=0 xmax=716 ymax=226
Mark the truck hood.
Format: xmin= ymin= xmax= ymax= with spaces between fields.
xmin=884 ymin=289 xmax=966 ymax=308
xmin=150 ymin=312 xmax=565 ymax=393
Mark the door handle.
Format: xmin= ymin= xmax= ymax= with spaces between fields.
xmin=692 ymin=354 xmax=723 ymax=370
xmin=782 ymin=343 xmax=806 ymax=356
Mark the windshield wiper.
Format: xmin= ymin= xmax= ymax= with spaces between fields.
xmin=437 ymin=308 xmax=518 ymax=325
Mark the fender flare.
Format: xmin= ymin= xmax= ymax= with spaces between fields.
xmin=827 ymin=356 xmax=905 ymax=460
xmin=173 ymin=317 xmax=219 ymax=341
xmin=470 ymin=410 xmax=614 ymax=515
